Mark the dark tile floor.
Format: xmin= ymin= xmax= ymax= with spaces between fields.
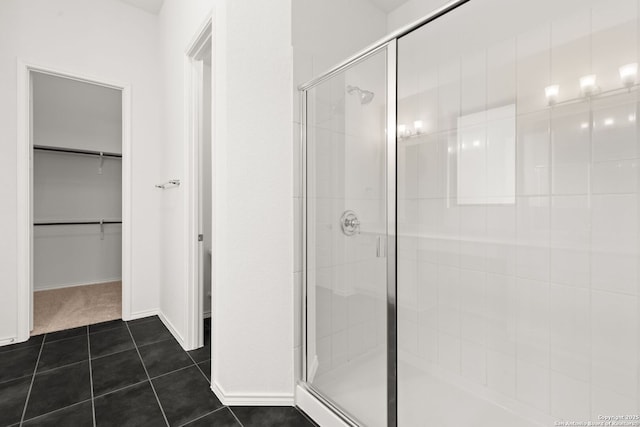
xmin=0 ymin=317 xmax=317 ymax=427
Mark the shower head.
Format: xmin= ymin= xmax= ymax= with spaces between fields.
xmin=347 ymin=85 xmax=375 ymax=105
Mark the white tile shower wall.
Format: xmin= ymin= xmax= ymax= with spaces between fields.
xmin=397 ymin=0 xmax=640 ymax=422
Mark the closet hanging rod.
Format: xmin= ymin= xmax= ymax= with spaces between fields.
xmin=34 ymin=220 xmax=122 ymax=226
xmin=33 ymin=145 xmax=122 ymax=158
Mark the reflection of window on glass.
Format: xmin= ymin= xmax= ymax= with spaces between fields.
xmin=457 ymin=105 xmax=516 ymax=205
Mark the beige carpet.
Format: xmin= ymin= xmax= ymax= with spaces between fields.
xmin=32 ymin=281 xmax=122 ymax=335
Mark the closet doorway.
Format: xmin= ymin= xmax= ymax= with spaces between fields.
xmin=17 ymin=63 xmax=132 ymax=340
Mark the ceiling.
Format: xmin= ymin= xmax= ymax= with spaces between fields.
xmin=367 ymin=0 xmax=410 ymax=13
xmin=117 ymin=0 xmax=164 ymax=14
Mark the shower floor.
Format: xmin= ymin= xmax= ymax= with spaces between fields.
xmin=313 ymin=352 xmax=546 ymax=427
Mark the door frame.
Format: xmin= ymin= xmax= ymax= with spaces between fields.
xmin=184 ymin=16 xmax=213 ymax=350
xmin=16 ymin=60 xmax=133 ymax=341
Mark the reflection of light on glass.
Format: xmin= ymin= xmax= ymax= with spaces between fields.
xmin=580 ymin=75 xmax=597 ymax=95
xmin=398 ymin=124 xmax=406 ymax=136
xmin=619 ymin=63 xmax=638 ymax=87
xmin=604 ymin=118 xmax=614 ymax=126
xmin=414 ymin=120 xmax=424 ymax=133
xmin=473 ymin=140 xmax=480 ymax=147
xmin=545 ymin=84 xmax=559 ymax=105
xmin=447 ymin=147 xmax=453 ymax=153
xmin=461 ymin=143 xmax=466 ymax=149
xmin=629 ymin=114 xmax=636 ymax=122
xmin=580 ymin=122 xmax=589 ymax=129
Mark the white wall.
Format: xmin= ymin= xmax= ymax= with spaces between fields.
xmin=155 ymin=0 xmax=212 ymax=351
xmin=158 ymin=0 xmax=295 ymax=403
xmin=0 ymin=0 xmax=163 ymax=342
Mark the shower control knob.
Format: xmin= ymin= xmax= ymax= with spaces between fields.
xmin=340 ymin=211 xmax=360 ymax=236
xmin=345 ymin=218 xmax=360 ymax=227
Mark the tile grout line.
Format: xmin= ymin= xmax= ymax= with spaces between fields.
xmin=42 ymin=332 xmax=87 ymax=345
xmin=134 ymin=336 xmax=176 ymax=350
xmin=185 ymin=320 xmax=244 ymax=427
xmin=227 ymin=407 xmax=245 ymax=427
xmin=20 ymin=397 xmax=93 ymax=425
xmin=175 ymin=406 xmax=227 ymax=427
xmin=0 ymin=372 xmax=38 ymax=387
xmin=86 ymin=326 xmax=96 ymax=427
xmin=184 ymin=350 xmax=209 ymax=384
xmin=93 ymin=356 xmax=205 ymax=401
xmin=27 ymin=358 xmax=88 ymax=376
xmin=19 ymin=332 xmax=47 ymax=426
xmin=124 ymin=321 xmax=171 ymax=427
xmin=149 ymin=362 xmax=199 ymax=381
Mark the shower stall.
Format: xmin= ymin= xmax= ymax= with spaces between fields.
xmin=299 ymin=0 xmax=640 ymax=425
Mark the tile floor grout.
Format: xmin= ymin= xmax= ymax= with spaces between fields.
xmin=184 ymin=347 xmax=211 ymax=384
xmin=21 ymin=397 xmax=93 ymax=425
xmin=24 ymin=358 xmax=86 ymax=376
xmin=124 ymin=320 xmax=171 ymax=427
xmin=229 ymin=407 xmax=247 ymax=427
xmin=86 ymin=326 xmax=97 ymax=427
xmin=18 ymin=332 xmax=46 ymax=426
xmin=3 ymin=317 xmax=315 ymax=427
xmin=175 ymin=406 xmax=226 ymax=427
xmin=148 ymin=361 xmax=201 ymax=381
xmin=86 ymin=377 xmax=147 ymax=400
xmin=0 ymin=373 xmax=34 ymax=387
xmin=16 ymin=344 xmax=214 ymax=424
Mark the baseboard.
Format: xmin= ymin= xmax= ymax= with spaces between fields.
xmin=0 ymin=336 xmax=22 ymax=347
xmin=158 ymin=311 xmax=187 ymax=349
xmin=127 ymin=308 xmax=159 ymax=321
xmin=296 ymin=385 xmax=351 ymax=427
xmin=210 ymin=380 xmax=294 ymax=406
xmin=34 ymin=278 xmax=122 ymax=292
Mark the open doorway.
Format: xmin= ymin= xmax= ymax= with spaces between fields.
xmin=31 ymin=71 xmax=123 ymax=334
xmin=15 ymin=64 xmax=133 ymax=340
xmin=185 ymin=18 xmax=213 ymax=356
xmin=16 ymin=63 xmax=132 ymax=342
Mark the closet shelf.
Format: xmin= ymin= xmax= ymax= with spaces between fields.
xmin=34 ymin=220 xmax=122 ymax=226
xmin=34 ymin=145 xmax=122 ymax=159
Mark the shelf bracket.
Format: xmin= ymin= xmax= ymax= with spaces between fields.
xmin=98 ymin=152 xmax=104 ymax=175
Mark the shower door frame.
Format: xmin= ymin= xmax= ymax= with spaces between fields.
xmin=299 ymin=41 xmax=396 ymax=427
xmin=298 ymin=0 xmax=472 ymax=426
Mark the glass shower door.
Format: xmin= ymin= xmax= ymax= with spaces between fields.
xmin=304 ymin=47 xmax=390 ymax=427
